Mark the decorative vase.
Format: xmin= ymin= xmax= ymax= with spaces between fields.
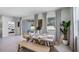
xmin=63 ymin=40 xmax=68 ymax=46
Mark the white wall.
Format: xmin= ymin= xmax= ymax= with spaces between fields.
xmin=56 ymin=9 xmax=61 ymax=40
xmin=61 ymin=8 xmax=72 ymax=21
xmin=14 ymin=18 xmax=21 ymax=35
xmin=38 ymin=13 xmax=43 ymax=19
xmin=2 ymin=16 xmax=17 ymax=37
xmin=47 ymin=11 xmax=56 ymax=18
xmin=22 ymin=15 xmax=34 ymax=20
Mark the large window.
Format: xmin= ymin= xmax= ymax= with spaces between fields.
xmin=26 ymin=20 xmax=35 ymax=33
xmin=47 ymin=11 xmax=56 ymax=35
xmin=30 ymin=21 xmax=35 ymax=33
xmin=47 ymin=17 xmax=56 ymax=35
xmin=22 ymin=19 xmax=35 ymax=34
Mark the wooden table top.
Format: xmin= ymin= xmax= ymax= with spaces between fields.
xmin=19 ymin=40 xmax=50 ymax=52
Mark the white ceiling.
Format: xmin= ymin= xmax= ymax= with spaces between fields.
xmin=0 ymin=7 xmax=61 ymax=17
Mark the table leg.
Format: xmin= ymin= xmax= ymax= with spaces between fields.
xmin=18 ymin=44 xmax=20 ymax=52
xmin=47 ymin=42 xmax=49 ymax=46
xmin=44 ymin=41 xmax=47 ymax=46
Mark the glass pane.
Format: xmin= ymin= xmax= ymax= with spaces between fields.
xmin=47 ymin=17 xmax=56 ymax=35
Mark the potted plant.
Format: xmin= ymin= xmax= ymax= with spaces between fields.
xmin=60 ymin=20 xmax=71 ymax=45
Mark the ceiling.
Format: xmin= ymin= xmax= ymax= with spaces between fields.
xmin=0 ymin=7 xmax=61 ymax=17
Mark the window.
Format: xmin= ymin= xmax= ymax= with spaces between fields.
xmin=30 ymin=22 xmax=35 ymax=33
xmin=47 ymin=17 xmax=56 ymax=35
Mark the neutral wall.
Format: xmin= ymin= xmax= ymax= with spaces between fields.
xmin=47 ymin=11 xmax=56 ymax=18
xmin=14 ymin=18 xmax=21 ymax=35
xmin=61 ymin=8 xmax=72 ymax=21
xmin=2 ymin=16 xmax=18 ymax=37
xmin=56 ymin=9 xmax=61 ymax=41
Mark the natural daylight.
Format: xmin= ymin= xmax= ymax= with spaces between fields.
xmin=0 ymin=7 xmax=78 ymax=52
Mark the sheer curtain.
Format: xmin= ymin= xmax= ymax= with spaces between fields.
xmin=74 ymin=7 xmax=79 ymax=51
